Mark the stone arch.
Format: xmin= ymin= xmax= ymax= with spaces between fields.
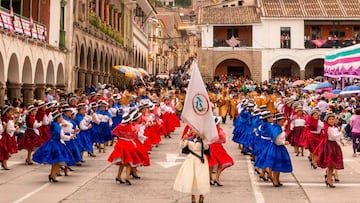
xmin=214 ymin=59 xmax=251 ymax=79
xmin=80 ymin=44 xmax=86 ymax=69
xmin=46 ymin=60 xmax=55 ymax=85
xmin=57 ymin=63 xmax=65 ymax=85
xmin=7 ymin=53 xmax=20 ymax=83
xmin=93 ymin=49 xmax=98 ymax=71
xmin=271 ymin=59 xmax=301 ymax=79
xmin=305 ymin=58 xmax=324 ymax=79
xmin=35 ymin=59 xmax=44 ymax=84
xmin=22 ymin=56 xmax=32 ymax=84
xmin=104 ymin=53 xmax=109 ymax=74
xmin=87 ymin=47 xmax=92 ymax=70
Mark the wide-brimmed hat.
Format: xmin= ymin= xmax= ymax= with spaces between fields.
xmin=2 ymin=105 xmax=14 ymax=115
xmin=77 ymin=103 xmax=87 ymax=110
xmin=138 ymin=103 xmax=150 ymax=111
xmin=214 ymin=116 xmax=221 ymax=125
xmin=310 ymin=108 xmax=320 ymax=116
xmin=324 ymin=112 xmax=335 ymax=122
xmin=260 ymin=111 xmax=273 ymax=120
xmin=121 ymin=113 xmax=132 ymax=124
xmin=295 ymin=106 xmax=303 ymax=112
xmin=38 ymin=101 xmax=47 ymax=108
xmin=28 ymin=105 xmax=37 ymax=112
xmin=131 ymin=111 xmax=142 ymax=121
xmin=274 ymin=113 xmax=285 ymax=121
xmin=51 ymin=111 xmax=62 ymax=120
xmin=149 ymin=102 xmax=155 ymax=110
xmin=89 ymin=102 xmax=97 ymax=108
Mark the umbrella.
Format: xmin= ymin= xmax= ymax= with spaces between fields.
xmin=321 ymin=92 xmax=337 ymax=99
xmin=314 ymin=76 xmax=324 ymax=81
xmin=340 ymin=85 xmax=360 ymax=95
xmin=113 ymin=66 xmax=141 ymax=79
xmin=303 ymin=84 xmax=318 ymax=91
xmin=292 ymin=80 xmax=305 ymax=86
xmin=332 ymin=89 xmax=341 ymax=94
xmin=137 ymin=68 xmax=149 ymax=77
xmin=316 ymin=82 xmax=333 ymax=89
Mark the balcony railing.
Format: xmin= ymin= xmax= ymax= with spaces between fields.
xmin=89 ymin=13 xmax=123 ymax=45
xmin=213 ymin=39 xmax=251 ymax=47
xmin=305 ymin=39 xmax=360 ymax=49
xmin=0 ymin=7 xmax=47 ymax=42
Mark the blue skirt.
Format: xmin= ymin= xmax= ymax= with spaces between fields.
xmin=97 ymin=122 xmax=112 ymax=143
xmin=112 ymin=115 xmax=122 ymax=129
xmin=32 ymin=139 xmax=75 ymax=165
xmin=232 ymin=125 xmax=248 ymax=144
xmin=75 ymin=130 xmax=93 ymax=152
xmin=254 ymin=138 xmax=272 ymax=167
xmin=255 ymin=143 xmax=293 ymax=173
xmin=90 ymin=123 xmax=101 ymax=144
xmin=64 ymin=139 xmax=82 ymax=164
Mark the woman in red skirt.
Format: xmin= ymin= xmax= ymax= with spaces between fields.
xmin=0 ymin=105 xmax=18 ymax=170
xmin=317 ymin=113 xmax=344 ymax=188
xmin=206 ymin=117 xmax=234 ymax=186
xmin=304 ymin=109 xmax=324 ymax=169
xmin=36 ymin=101 xmax=50 ymax=144
xmin=18 ymin=105 xmax=43 ymax=165
xmin=160 ymin=95 xmax=180 ymax=138
xmin=108 ymin=113 xmax=145 ymax=185
xmin=289 ymin=106 xmax=306 ymax=156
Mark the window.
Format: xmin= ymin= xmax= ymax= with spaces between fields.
xmin=227 ymin=28 xmax=238 ymax=38
xmin=238 ymin=1 xmax=243 ymax=6
xmin=169 ymin=2 xmax=173 ymax=7
xmin=311 ymin=26 xmax=321 ymax=40
xmin=280 ymin=27 xmax=291 ymax=48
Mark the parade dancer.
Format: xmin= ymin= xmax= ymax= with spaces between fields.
xmin=255 ymin=113 xmax=293 ymax=187
xmin=36 ymin=101 xmax=50 ymax=144
xmin=32 ymin=111 xmax=75 ymax=182
xmin=174 ymin=128 xmax=209 ymax=203
xmin=289 ymin=106 xmax=306 ymax=156
xmin=317 ymin=113 xmax=345 ymax=188
xmin=88 ymin=102 xmax=100 ymax=156
xmin=97 ymin=101 xmax=113 ymax=153
xmin=62 ymin=107 xmax=82 ymax=174
xmin=0 ymin=105 xmax=18 ymax=170
xmin=254 ymin=111 xmax=274 ymax=181
xmin=160 ymin=95 xmax=180 ymax=138
xmin=18 ymin=105 xmax=43 ymax=165
xmin=108 ymin=113 xmax=145 ymax=185
xmin=207 ymin=116 xmax=234 ymax=186
xmin=75 ymin=103 xmax=93 ymax=163
xmin=303 ymin=109 xmax=323 ymax=169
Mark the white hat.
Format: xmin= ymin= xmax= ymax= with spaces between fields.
xmin=213 ymin=116 xmax=221 ymax=125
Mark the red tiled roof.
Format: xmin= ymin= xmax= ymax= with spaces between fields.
xmin=199 ymin=6 xmax=261 ymax=25
xmin=260 ymin=0 xmax=360 ymax=18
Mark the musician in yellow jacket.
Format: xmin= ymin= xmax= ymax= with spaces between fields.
xmin=217 ymin=89 xmax=230 ymax=124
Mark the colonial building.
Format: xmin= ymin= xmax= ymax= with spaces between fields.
xmin=71 ymin=0 xmax=134 ymax=90
xmin=0 ymin=0 xmax=67 ymax=106
xmin=198 ymin=0 xmax=360 ymax=82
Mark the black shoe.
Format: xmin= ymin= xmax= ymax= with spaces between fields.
xmin=48 ymin=175 xmax=59 ymax=183
xmin=210 ymin=180 xmax=215 ymax=185
xmin=76 ymin=163 xmax=82 ymax=166
xmin=80 ymin=160 xmax=86 ymax=163
xmin=214 ymin=180 xmax=223 ymax=186
xmin=115 ymin=177 xmax=125 ymax=184
xmin=334 ymin=178 xmax=340 ymax=182
xmin=1 ymin=164 xmax=10 ymax=170
xmin=130 ymin=172 xmax=141 ymax=179
xmin=88 ymin=152 xmax=96 ymax=157
xmin=68 ymin=167 xmax=74 ymax=172
xmin=254 ymin=168 xmax=260 ymax=175
xmin=273 ymin=183 xmax=280 ymax=187
xmin=125 ymin=179 xmax=132 ymax=185
xmin=311 ymin=163 xmax=317 ymax=169
xmin=259 ymin=176 xmax=268 ymax=181
xmin=278 ymin=183 xmax=283 ymax=187
xmin=326 ymin=181 xmax=335 ymax=188
xmin=25 ymin=160 xmax=34 ymax=165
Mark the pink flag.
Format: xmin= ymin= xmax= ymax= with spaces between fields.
xmin=181 ymin=62 xmax=218 ymax=143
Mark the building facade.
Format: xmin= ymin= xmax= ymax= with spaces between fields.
xmin=197 ymin=0 xmax=360 ymax=82
xmin=0 ymin=0 xmax=67 ymax=106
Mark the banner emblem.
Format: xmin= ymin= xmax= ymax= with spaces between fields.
xmin=192 ymin=93 xmax=209 ymax=116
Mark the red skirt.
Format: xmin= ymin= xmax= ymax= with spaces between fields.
xmin=0 ymin=133 xmax=18 ymax=159
xmin=107 ymin=139 xmax=145 ymax=167
xmin=206 ymin=143 xmax=234 ymax=171
xmin=307 ymin=132 xmax=322 ymax=154
xmin=144 ymin=124 xmax=162 ymax=145
xmin=39 ymin=125 xmax=50 ymax=144
xmin=18 ymin=129 xmax=43 ymax=150
xmin=134 ymin=139 xmax=150 ymax=167
xmin=161 ymin=112 xmax=180 ymax=134
xmin=290 ymin=126 xmax=304 ymax=147
xmin=317 ymin=141 xmax=344 ymax=169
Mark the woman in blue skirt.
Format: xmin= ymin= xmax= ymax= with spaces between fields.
xmin=256 ymin=113 xmax=293 ymax=187
xmin=32 ymin=111 xmax=75 ymax=182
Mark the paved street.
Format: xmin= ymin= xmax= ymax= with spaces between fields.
xmin=1 ymin=121 xmax=359 ymax=203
